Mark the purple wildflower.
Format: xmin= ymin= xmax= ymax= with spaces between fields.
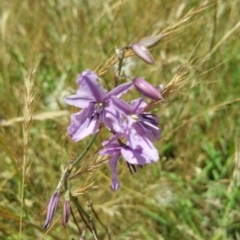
xmin=99 ymin=121 xmax=159 ymax=190
xmin=44 ymin=192 xmax=60 ymax=229
xmin=106 ymin=97 xmax=161 ymax=141
xmin=65 ymin=69 xmax=133 ymax=141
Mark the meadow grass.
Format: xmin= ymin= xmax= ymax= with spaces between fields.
xmin=0 ymin=0 xmax=240 ymax=239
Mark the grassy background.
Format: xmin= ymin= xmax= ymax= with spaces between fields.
xmin=0 ymin=0 xmax=240 ymax=239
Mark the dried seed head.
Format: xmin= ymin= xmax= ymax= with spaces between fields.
xmin=131 ymin=43 xmax=155 ymax=65
xmin=133 ymin=78 xmax=163 ymax=100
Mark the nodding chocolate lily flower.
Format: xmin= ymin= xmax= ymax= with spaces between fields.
xmin=64 ymin=69 xmax=133 ymax=141
xmin=44 ymin=191 xmax=60 ymax=229
xmin=131 ymin=42 xmax=155 ymax=65
xmin=133 ymin=77 xmax=163 ymax=100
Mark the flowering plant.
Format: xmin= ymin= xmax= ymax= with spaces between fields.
xmin=43 ymin=34 xmax=188 ymax=239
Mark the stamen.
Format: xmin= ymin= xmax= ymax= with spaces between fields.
xmin=127 ymin=162 xmax=137 ymax=175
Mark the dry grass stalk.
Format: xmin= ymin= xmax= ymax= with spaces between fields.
xmin=0 ymin=110 xmax=69 ymax=127
xmin=20 ymin=67 xmax=38 ymax=236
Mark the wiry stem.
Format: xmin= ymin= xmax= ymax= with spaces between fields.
xmin=70 ymin=193 xmax=99 ymax=240
xmin=88 ymin=200 xmax=111 ymax=240
xmin=58 ymin=131 xmax=100 ymax=192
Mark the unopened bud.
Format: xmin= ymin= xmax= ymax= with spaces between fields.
xmin=62 ymin=200 xmax=71 ymax=228
xmin=44 ymin=192 xmax=60 ymax=229
xmin=133 ymin=78 xmax=163 ymax=100
xmin=131 ymin=43 xmax=155 ymax=65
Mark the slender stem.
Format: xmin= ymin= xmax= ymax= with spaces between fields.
xmin=70 ymin=192 xmax=89 ymax=219
xmin=56 ymin=167 xmax=68 ymax=191
xmin=116 ymin=47 xmax=128 ymax=85
xmin=117 ymin=55 xmax=124 ymax=78
xmin=57 ymin=131 xmax=99 ymax=193
xmin=71 ymin=131 xmax=99 ymax=172
xmin=70 ymin=206 xmax=82 ymax=233
xmin=88 ymin=201 xmax=111 ymax=240
xmin=92 ymin=228 xmax=99 ymax=240
xmin=70 ymin=193 xmax=99 ymax=240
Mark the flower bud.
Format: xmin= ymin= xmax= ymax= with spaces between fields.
xmin=133 ymin=78 xmax=163 ymax=100
xmin=131 ymin=43 xmax=155 ymax=65
xmin=44 ymin=192 xmax=60 ymax=229
xmin=62 ymin=200 xmax=71 ymax=228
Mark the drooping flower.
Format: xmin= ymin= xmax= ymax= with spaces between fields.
xmin=99 ymin=121 xmax=159 ymax=190
xmin=64 ymin=69 xmax=133 ymax=141
xmin=44 ymin=191 xmax=60 ymax=229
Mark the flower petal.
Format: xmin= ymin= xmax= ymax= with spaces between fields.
xmin=126 ymin=128 xmax=159 ymax=162
xmin=68 ymin=105 xmax=100 ymax=141
xmin=65 ymin=69 xmax=107 ymax=108
xmin=64 ymin=94 xmax=94 ymax=108
xmin=103 ymin=99 xmax=129 ymax=133
xmin=109 ymin=97 xmax=132 ymax=115
xmin=121 ymin=147 xmax=145 ymax=165
xmin=77 ymin=69 xmax=107 ymax=102
xmin=105 ymin=82 xmax=133 ymax=99
xmin=121 ymin=143 xmax=159 ymax=165
xmin=129 ymin=98 xmax=147 ymax=113
xmin=109 ymin=154 xmax=121 ymax=190
xmin=99 ymin=142 xmax=121 ymax=155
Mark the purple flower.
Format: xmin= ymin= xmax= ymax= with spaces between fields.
xmin=99 ymin=122 xmax=159 ymax=190
xmin=44 ymin=192 xmax=60 ymax=229
xmin=65 ymin=69 xmax=133 ymax=141
xmin=109 ymin=150 xmax=121 ymax=190
xmin=106 ymin=97 xmax=161 ymax=141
